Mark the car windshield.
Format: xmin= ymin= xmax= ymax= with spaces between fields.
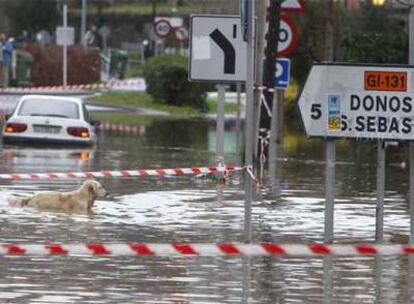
xmin=18 ymin=98 xmax=80 ymax=119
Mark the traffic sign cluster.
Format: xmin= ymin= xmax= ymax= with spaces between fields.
xmin=188 ymin=1 xmax=306 ymax=85
xmin=154 ymin=18 xmax=189 ymax=42
xmin=273 ymin=0 xmax=306 ymax=89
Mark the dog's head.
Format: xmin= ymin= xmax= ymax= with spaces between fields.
xmin=81 ymin=179 xmax=108 ymax=199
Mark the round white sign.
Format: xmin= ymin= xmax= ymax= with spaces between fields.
xmin=154 ymin=19 xmax=172 ymax=38
xmin=276 ymin=15 xmax=299 ymax=57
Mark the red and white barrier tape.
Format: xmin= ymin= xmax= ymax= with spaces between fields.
xmin=0 ymin=243 xmax=413 ymax=257
xmin=0 ymin=165 xmax=241 ymax=180
xmin=254 ymin=83 xmax=276 ymax=93
xmin=95 ymin=122 xmax=145 ymax=135
xmin=260 ymin=94 xmax=272 ymax=117
xmin=0 ymin=79 xmax=145 ymax=93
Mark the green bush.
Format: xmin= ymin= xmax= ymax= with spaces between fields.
xmin=143 ymin=55 xmax=208 ymax=112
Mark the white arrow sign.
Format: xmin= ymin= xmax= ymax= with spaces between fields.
xmin=298 ymin=63 xmax=414 ymax=141
xmin=189 ymin=15 xmax=247 ymax=82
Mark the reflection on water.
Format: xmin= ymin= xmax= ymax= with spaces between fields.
xmin=0 ymin=117 xmax=413 ymax=303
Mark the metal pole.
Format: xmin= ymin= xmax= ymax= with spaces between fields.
xmin=324 ymin=0 xmax=335 ymax=244
xmin=216 ymin=84 xmax=226 ymax=160
xmin=409 ymin=5 xmax=414 ymax=245
xmin=260 ymin=0 xmax=282 ymax=164
xmin=63 ymin=3 xmax=68 ymax=87
xmin=244 ymin=0 xmax=255 ymax=243
xmin=253 ymin=0 xmax=267 ymax=166
xmin=269 ymin=90 xmax=278 ymax=176
xmin=324 ymin=139 xmax=335 ymax=243
xmin=81 ymin=0 xmax=87 ymax=49
xmin=376 ymin=141 xmax=385 ymax=242
xmin=408 ymin=7 xmax=414 ymax=300
xmin=236 ymin=82 xmax=242 ymax=164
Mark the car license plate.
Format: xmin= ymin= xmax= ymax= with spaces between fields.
xmin=33 ymin=125 xmax=61 ymax=134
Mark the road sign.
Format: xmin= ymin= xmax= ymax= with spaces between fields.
xmin=56 ymin=26 xmax=74 ymax=46
xmin=155 ymin=16 xmax=184 ymax=28
xmin=189 ymin=15 xmax=247 ymax=82
xmin=174 ymin=26 xmax=189 ymax=41
xmin=298 ymin=63 xmax=414 ymax=141
xmin=281 ymin=0 xmax=306 ymax=13
xmin=275 ymin=58 xmax=290 ymax=89
xmin=277 ymin=15 xmax=299 ymax=57
xmin=154 ymin=19 xmax=172 ymax=38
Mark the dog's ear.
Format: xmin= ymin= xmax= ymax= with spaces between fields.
xmin=88 ymin=181 xmax=96 ymax=196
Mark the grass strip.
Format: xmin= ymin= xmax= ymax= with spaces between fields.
xmin=88 ymin=91 xmax=240 ymax=116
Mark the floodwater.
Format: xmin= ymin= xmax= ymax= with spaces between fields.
xmin=0 ymin=110 xmax=413 ymax=303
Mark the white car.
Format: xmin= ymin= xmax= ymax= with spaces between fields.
xmin=2 ymin=95 xmax=98 ymax=146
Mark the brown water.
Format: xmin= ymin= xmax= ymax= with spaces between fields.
xmin=0 ymin=116 xmax=413 ymax=303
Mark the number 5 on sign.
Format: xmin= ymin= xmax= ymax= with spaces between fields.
xmin=311 ymin=104 xmax=321 ymax=120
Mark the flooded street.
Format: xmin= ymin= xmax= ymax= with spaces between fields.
xmin=0 ymin=107 xmax=413 ymax=303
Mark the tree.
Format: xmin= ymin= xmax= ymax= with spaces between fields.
xmin=339 ymin=3 xmax=408 ymax=63
xmin=4 ymin=0 xmax=60 ymax=37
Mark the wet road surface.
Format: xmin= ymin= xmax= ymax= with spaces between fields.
xmin=0 ymin=95 xmax=413 ymax=303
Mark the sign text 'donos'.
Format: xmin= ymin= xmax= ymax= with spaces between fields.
xmin=298 ymin=64 xmax=414 ymax=141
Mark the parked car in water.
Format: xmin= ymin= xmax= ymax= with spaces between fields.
xmin=2 ymin=95 xmax=98 ymax=146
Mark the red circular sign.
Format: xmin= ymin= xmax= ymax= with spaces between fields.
xmin=154 ymin=19 xmax=172 ymax=38
xmin=276 ymin=15 xmax=299 ymax=57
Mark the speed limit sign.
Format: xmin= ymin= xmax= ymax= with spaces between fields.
xmin=276 ymin=15 xmax=299 ymax=57
xmin=154 ymin=19 xmax=172 ymax=38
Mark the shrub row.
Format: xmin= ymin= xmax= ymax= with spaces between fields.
xmin=19 ymin=43 xmax=100 ymax=86
xmin=143 ymin=55 xmax=208 ymax=112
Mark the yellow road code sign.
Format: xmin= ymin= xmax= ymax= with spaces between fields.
xmin=364 ymin=71 xmax=407 ymax=92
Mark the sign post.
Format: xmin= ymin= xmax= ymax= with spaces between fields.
xmin=299 ymin=63 xmax=414 ymax=242
xmin=62 ymin=3 xmax=68 ymax=86
xmin=189 ymin=14 xmax=253 ymax=241
xmin=56 ymin=2 xmax=74 ymax=87
xmin=262 ymin=0 xmax=282 ymax=178
xmin=216 ymin=84 xmax=226 ymax=162
xmin=190 ymin=14 xmax=247 ymax=169
xmin=376 ymin=141 xmax=385 ymax=242
xmin=406 ymin=1 xmax=414 ymax=296
xmin=409 ymin=4 xmax=414 ymax=246
xmin=81 ymin=0 xmax=87 ymax=49
xmin=267 ymin=8 xmax=298 ymax=176
xmin=244 ymin=1 xmax=255 ymax=243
